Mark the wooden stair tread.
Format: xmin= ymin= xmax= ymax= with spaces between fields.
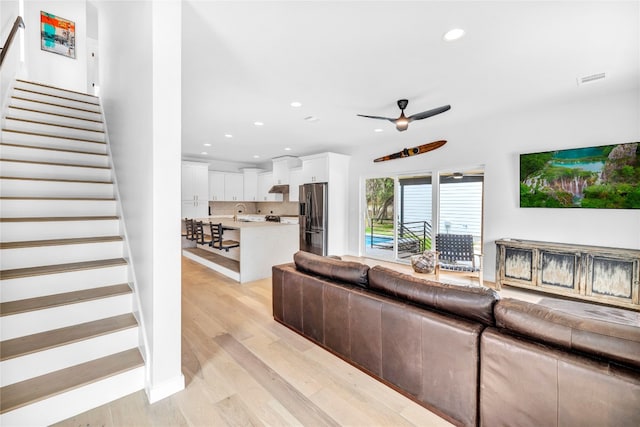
xmin=1 ymin=129 xmax=105 ymax=144
xmin=0 ymin=176 xmax=112 ymax=184
xmin=0 ymin=235 xmax=122 ymax=249
xmin=7 ymin=106 xmax=103 ymax=124
xmin=0 ymin=216 xmax=118 ymax=223
xmin=0 ymin=258 xmax=127 ymax=280
xmin=0 ymin=158 xmax=110 ymax=169
xmin=13 ymin=88 xmax=100 ymax=107
xmin=0 ymin=314 xmax=137 ymax=361
xmin=0 ymin=141 xmax=108 ymax=156
xmin=4 ymin=117 xmax=105 ymax=134
xmin=10 ymin=96 xmax=101 ymax=115
xmin=0 ymin=283 xmax=131 ymax=317
xmin=0 ymin=348 xmax=143 ymax=414
xmin=16 ymin=79 xmax=99 ymax=100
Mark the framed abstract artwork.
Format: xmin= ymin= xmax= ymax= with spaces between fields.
xmin=520 ymin=142 xmax=640 ymax=209
xmin=41 ymin=11 xmax=76 ymax=59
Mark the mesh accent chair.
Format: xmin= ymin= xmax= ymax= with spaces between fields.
xmin=209 ymin=223 xmax=239 ymax=252
xmin=435 ymin=233 xmax=483 ymax=284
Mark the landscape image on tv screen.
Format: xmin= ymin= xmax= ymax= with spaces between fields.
xmin=520 ymin=142 xmax=640 ymax=209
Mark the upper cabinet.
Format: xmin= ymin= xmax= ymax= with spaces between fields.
xmin=272 ymin=156 xmax=301 ymax=185
xmin=242 ymin=168 xmax=262 ymax=202
xmin=182 ymin=161 xmax=209 ymax=217
xmin=258 ymin=172 xmax=283 ymax=202
xmin=209 ymin=171 xmax=225 ymax=201
xmin=224 ymin=173 xmax=244 ymax=201
xmin=300 ymin=154 xmax=329 ymax=183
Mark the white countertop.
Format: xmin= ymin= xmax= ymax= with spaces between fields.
xmin=194 ymin=217 xmax=297 ymax=229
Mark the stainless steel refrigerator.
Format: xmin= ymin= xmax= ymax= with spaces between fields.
xmin=299 ymin=183 xmax=328 ymax=256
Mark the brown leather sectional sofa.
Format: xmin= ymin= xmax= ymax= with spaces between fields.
xmin=272 ymin=251 xmax=640 ymax=427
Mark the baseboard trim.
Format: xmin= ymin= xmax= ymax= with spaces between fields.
xmin=145 ymin=373 xmax=185 ymax=404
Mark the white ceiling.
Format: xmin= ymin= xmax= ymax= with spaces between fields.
xmin=181 ymin=1 xmax=639 ymax=166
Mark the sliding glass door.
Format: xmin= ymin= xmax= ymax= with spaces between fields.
xmin=363 ymin=168 xmax=484 ymax=264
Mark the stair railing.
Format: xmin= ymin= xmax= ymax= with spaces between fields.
xmin=0 ymin=16 xmax=25 ymax=68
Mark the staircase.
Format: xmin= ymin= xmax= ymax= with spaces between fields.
xmin=0 ymin=79 xmax=145 ymax=426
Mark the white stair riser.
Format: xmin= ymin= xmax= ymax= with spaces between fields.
xmin=0 ymin=179 xmax=114 ymax=198
xmin=0 ymin=327 xmax=139 ymax=387
xmin=1 ymin=130 xmax=107 ymax=153
xmin=1 ymin=241 xmax=124 ymax=269
xmin=0 ymin=219 xmax=120 ymax=243
xmin=0 ymin=265 xmax=128 ymax=302
xmin=9 ymin=98 xmax=102 ymax=122
xmin=0 ymin=293 xmax=133 ymax=340
xmin=0 ymin=366 xmax=145 ymax=427
xmin=0 ymin=160 xmax=111 ymax=181
xmin=14 ymin=81 xmax=100 ymax=105
xmin=5 ymin=106 xmax=104 ymax=131
xmin=0 ymin=145 xmax=109 ymax=167
xmin=12 ymin=89 xmax=101 ymax=113
xmin=4 ymin=118 xmax=105 ymax=142
xmin=0 ymin=199 xmax=116 ymax=217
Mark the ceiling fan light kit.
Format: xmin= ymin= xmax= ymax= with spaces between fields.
xmin=358 ymin=99 xmax=451 ymax=131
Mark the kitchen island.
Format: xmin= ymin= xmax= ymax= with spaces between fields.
xmin=182 ymin=217 xmax=298 ymax=283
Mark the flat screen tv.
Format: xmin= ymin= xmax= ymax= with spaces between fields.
xmin=519 ymin=142 xmax=639 ymax=209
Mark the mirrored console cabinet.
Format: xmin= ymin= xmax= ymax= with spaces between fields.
xmin=495 ymin=239 xmax=640 ymax=311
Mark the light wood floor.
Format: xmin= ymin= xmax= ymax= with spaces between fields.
xmin=53 ymin=256 xmax=454 ymax=427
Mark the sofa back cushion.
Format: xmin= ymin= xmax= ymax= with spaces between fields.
xmin=368 ymin=266 xmax=499 ymax=325
xmin=495 ymin=298 xmax=640 ymax=369
xmin=293 ymin=251 xmax=369 ymax=287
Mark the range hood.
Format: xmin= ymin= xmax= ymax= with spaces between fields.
xmin=268 ymin=184 xmax=289 ymax=194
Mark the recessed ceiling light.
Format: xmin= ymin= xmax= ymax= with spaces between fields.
xmin=443 ymin=28 xmax=465 ymax=42
xmin=201 ymin=151 xmax=208 ymax=155
xmin=290 ymin=101 xmax=302 ymax=108
xmin=374 ymin=128 xmax=383 ymax=133
xmin=254 ymin=121 xmax=264 ymax=126
xmin=284 ymin=147 xmax=292 ymax=151
xmin=253 ymin=155 xmax=260 ymax=159
xmin=203 ymin=143 xmax=211 ymax=147
xmin=224 ymin=134 xmax=233 ymax=138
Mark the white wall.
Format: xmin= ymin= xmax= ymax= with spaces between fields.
xmin=347 ymin=87 xmax=640 ymax=283
xmin=97 ymin=0 xmax=184 ymax=403
xmin=23 ymin=0 xmax=87 ymax=92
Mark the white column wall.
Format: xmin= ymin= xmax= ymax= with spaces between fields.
xmin=96 ymin=0 xmax=183 ymax=403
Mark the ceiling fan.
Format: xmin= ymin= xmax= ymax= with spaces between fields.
xmin=358 ymin=99 xmax=451 ymax=132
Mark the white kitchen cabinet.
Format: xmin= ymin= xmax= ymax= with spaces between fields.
xmin=224 ymin=173 xmax=244 ymax=201
xmin=242 ymin=168 xmax=262 ymax=201
xmin=209 ymin=171 xmax=225 ymax=201
xmin=182 ymin=161 xmax=209 ymax=218
xmin=288 ymin=167 xmax=303 ymax=202
xmin=272 ymin=156 xmax=301 ymax=185
xmin=300 ymin=154 xmax=329 ymax=183
xmin=258 ymin=172 xmax=283 ymax=202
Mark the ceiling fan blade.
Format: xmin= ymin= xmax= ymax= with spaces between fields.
xmin=357 ymin=114 xmax=396 ymax=123
xmin=408 ymin=105 xmax=451 ymax=122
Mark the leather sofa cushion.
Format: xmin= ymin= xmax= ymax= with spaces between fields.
xmin=495 ymin=298 xmax=640 ymax=369
xmin=368 ymin=266 xmax=499 ymax=325
xmin=293 ymin=251 xmax=369 ymax=287
xmin=481 ymin=327 xmax=640 ymax=427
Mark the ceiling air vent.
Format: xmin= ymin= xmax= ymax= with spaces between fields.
xmin=577 ymin=72 xmax=606 ymax=86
